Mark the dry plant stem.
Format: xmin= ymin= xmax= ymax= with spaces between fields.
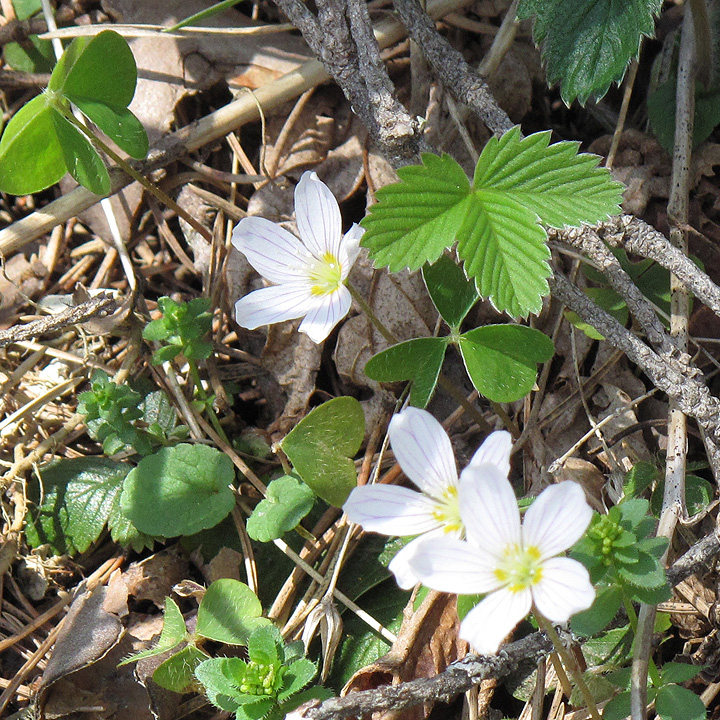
xmin=606 ymin=60 xmax=638 ymax=170
xmin=534 ymin=613 xmax=601 ymax=720
xmin=393 ymin=0 xmax=514 ymax=136
xmin=689 ymin=0 xmax=712 ymax=87
xmin=477 ymin=0 xmax=520 ymax=77
xmin=549 ymin=273 xmax=720 ymax=444
xmin=632 ymin=13 xmax=696 ymax=720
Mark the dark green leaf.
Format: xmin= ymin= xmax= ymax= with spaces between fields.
xmin=281 ymin=397 xmax=365 ymax=507
xmin=364 ymin=337 xmax=448 ymax=408
xmin=624 ymin=461 xmax=659 ymax=498
xmin=278 ymin=658 xmax=317 ymax=701
xmin=458 ymin=324 xmax=554 ymax=402
xmin=660 ymin=662 xmax=702 ymax=685
xmin=517 ymin=0 xmax=663 ymax=105
xmin=26 ymin=457 xmax=131 ymax=555
xmin=617 ymin=549 xmax=667 ymax=588
xmin=71 ymin=98 xmax=148 ymax=159
xmin=246 ymin=475 xmax=315 ymax=542
xmin=422 ymin=254 xmax=478 ymax=328
xmin=603 ymin=691 xmax=632 ymax=720
xmin=196 ymin=579 xmax=270 ymax=645
xmin=3 ymin=0 xmax=54 ymax=73
xmin=570 ymin=585 xmax=623 ymax=637
xmin=655 ymin=684 xmax=706 ymax=720
xmin=247 ymin=624 xmax=282 ymax=666
xmin=120 ymin=444 xmax=235 ymax=537
xmin=0 ymin=94 xmax=66 ymax=194
xmin=153 ymin=644 xmax=209 ymax=693
xmin=51 ymin=110 xmax=110 ymax=195
xmin=565 ymin=287 xmax=628 ymax=340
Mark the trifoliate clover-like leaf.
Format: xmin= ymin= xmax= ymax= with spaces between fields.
xmin=362 ymin=128 xmax=623 ymax=317
xmin=517 ymin=0 xmax=663 ymax=105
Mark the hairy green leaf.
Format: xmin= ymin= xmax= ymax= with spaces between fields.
xmin=153 ymin=644 xmax=209 ymax=693
xmin=118 ymin=597 xmax=187 ymax=665
xmin=246 ymin=475 xmax=315 ymax=542
xmin=517 ymin=0 xmax=663 ymax=105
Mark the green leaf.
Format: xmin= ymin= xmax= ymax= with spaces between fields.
xmin=281 ymin=397 xmax=365 ymax=507
xmin=617 ymin=549 xmax=667 ymax=588
xmin=107 ymin=490 xmax=155 ymax=552
xmin=624 ymin=461 xmax=659 ymax=498
xmin=422 ymin=254 xmax=478 ymax=328
xmin=51 ymin=110 xmax=110 ymax=195
xmin=361 ymin=153 xmax=472 ymax=271
xmin=140 ymin=390 xmax=178 ymax=437
xmin=581 ymin=626 xmax=632 ymax=667
xmin=120 ymin=444 xmax=235 ymax=537
xmin=648 ymin=79 xmax=720 ymax=153
xmin=0 ymin=94 xmax=66 ymax=194
xmin=565 ymin=287 xmax=629 ymax=340
xmin=660 ymin=663 xmax=702 ymax=685
xmin=71 ymin=98 xmax=148 ymax=159
xmin=278 ymin=658 xmax=317 ymax=701
xmin=457 ymin=324 xmax=554 ymax=402
xmin=153 ymin=644 xmax=209 ymax=693
xmin=26 ymin=457 xmax=131 ymax=555
xmin=364 ymin=337 xmax=448 ymax=408
xmin=362 ymin=129 xmax=622 ymax=317
xmin=3 ymin=0 xmax=54 ymax=73
xmin=603 ymin=691 xmax=632 ymax=720
xmin=247 ymin=624 xmax=283 ymax=666
xmin=570 ymin=585 xmax=623 ymax=637
xmin=655 ymin=684 xmax=706 ymax=720
xmin=517 ymin=0 xmax=663 ymax=105
xmin=629 ymin=582 xmax=671 ymax=605
xmin=54 ymin=30 xmax=138 ymax=109
xmin=196 ymin=579 xmax=271 ymax=645
xmin=195 ymin=657 xmax=248 ymax=711
xmin=246 ymin=475 xmax=315 ymax=542
xmin=118 ymin=597 xmax=187 ymax=665
xmin=617 ymin=498 xmax=651 ymax=530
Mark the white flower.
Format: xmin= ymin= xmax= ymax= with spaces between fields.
xmin=231 ymin=171 xmax=363 ymax=343
xmin=406 ymin=475 xmax=595 ymax=654
xmin=342 ymin=406 xmax=512 ymax=589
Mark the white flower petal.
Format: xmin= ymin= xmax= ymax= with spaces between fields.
xmin=389 ymin=535 xmax=436 ymax=590
xmin=232 ymin=216 xmax=312 ymax=283
xmin=522 ymin=482 xmax=593 ymax=560
xmin=459 ymin=465 xmax=522 ymax=556
xmin=388 ymin=407 xmax=458 ymax=498
xmin=405 ymin=537 xmax=502 ymax=594
xmin=295 ymin=171 xmax=342 ymax=258
xmin=531 ymin=557 xmax=595 ymax=623
xmin=343 ymin=484 xmax=440 ymax=536
xmin=339 ymin=223 xmax=364 ymax=274
xmin=460 ymin=587 xmax=532 ymax=654
xmin=297 ymin=285 xmax=351 ymax=343
xmin=234 ymin=283 xmax=314 ymax=330
xmin=468 ymin=430 xmax=512 ymax=477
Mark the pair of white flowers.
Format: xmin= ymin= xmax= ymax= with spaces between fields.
xmin=231 ymin=171 xmax=362 ymax=343
xmin=343 ymin=407 xmax=596 ymax=654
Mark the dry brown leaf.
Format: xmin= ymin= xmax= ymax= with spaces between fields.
xmin=342 ymin=590 xmax=468 ymax=720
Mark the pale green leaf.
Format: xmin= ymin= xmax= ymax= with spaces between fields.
xmin=118 ymin=597 xmax=187 ymax=665
xmin=246 ymin=475 xmax=315 ymax=542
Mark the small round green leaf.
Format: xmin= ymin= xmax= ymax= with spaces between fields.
xmin=196 ymin=579 xmax=270 ymax=645
xmin=458 ymin=324 xmax=554 ymax=402
xmin=364 ymin=337 xmax=448 ymax=408
xmin=58 ymin=30 xmax=138 ymax=108
xmin=120 ymin=444 xmax=235 ymax=537
xmin=281 ymin=397 xmax=365 ymax=507
xmin=0 ymin=94 xmax=66 ymax=194
xmin=246 ymin=475 xmax=315 ymax=542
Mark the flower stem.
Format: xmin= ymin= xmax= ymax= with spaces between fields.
xmin=187 ymin=358 xmax=229 ymax=444
xmin=347 ymin=282 xmax=491 ymax=433
xmin=55 ymin=102 xmax=213 ymax=244
xmin=534 ymin=610 xmax=602 ymax=720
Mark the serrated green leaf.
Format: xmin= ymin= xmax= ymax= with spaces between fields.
xmin=656 ymin=684 xmax=706 ymax=720
xmin=361 ymin=153 xmax=471 ymax=271
xmin=364 ymin=337 xmax=448 ymax=408
xmin=247 ymin=624 xmax=283 ymax=666
xmin=246 ymin=475 xmax=315 ymax=542
xmin=26 ymin=457 xmax=131 ymax=555
xmin=108 ymin=490 xmax=155 ymax=552
xmin=629 ymin=582 xmax=671 ymax=605
xmin=195 ymin=657 xmax=248 ymax=711
xmin=140 ymin=390 xmax=178 ymax=436
xmin=119 ymin=597 xmax=187 ymax=665
xmin=0 ymin=94 xmax=66 ymax=194
xmin=624 ymin=461 xmax=659 ymax=498
xmin=617 ymin=549 xmax=667 ymax=588
xmin=51 ymin=111 xmax=110 ymax=195
xmin=472 ymin=129 xmax=623 ymax=227
xmin=120 ymin=444 xmax=235 ymax=537
xmin=278 ymin=658 xmax=317 ymax=701
xmin=581 ymin=625 xmax=632 ymax=666
xmin=457 ymin=324 xmax=554 ymax=402
xmin=71 ymin=98 xmax=148 ymax=159
xmin=618 ymin=498 xmax=651 ymax=529
xmin=281 ymin=397 xmax=364 ymax=507
xmin=517 ymin=0 xmax=663 ymax=105
xmin=422 ymin=254 xmax=478 ymax=328
xmin=196 ymin=579 xmax=270 ymax=645
xmin=153 ymin=644 xmax=209 ymax=693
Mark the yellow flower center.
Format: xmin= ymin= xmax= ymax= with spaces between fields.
xmin=431 ymin=485 xmax=463 ymax=534
xmin=493 ymin=544 xmax=543 ymax=593
xmin=308 ymin=252 xmax=343 ymax=296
